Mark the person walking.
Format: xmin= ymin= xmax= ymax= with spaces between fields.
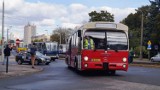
xmin=3 ymin=44 xmax=12 ymax=65
xmin=30 ymin=43 xmax=37 ymax=68
xmin=83 ymin=36 xmax=95 ymax=49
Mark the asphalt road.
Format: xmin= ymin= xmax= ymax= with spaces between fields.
xmin=0 ymin=60 xmax=160 ymax=90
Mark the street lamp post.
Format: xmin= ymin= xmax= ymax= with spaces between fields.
xmin=1 ymin=1 xmax=4 ymax=62
xmin=57 ymin=26 xmax=61 ymax=44
xmin=7 ymin=26 xmax=12 ymax=43
xmin=7 ymin=28 xmax=9 ymax=43
xmin=59 ymin=33 xmax=61 ymax=44
xmin=136 ymin=9 xmax=144 ymax=60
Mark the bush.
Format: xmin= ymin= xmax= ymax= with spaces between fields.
xmin=134 ymin=46 xmax=148 ymax=58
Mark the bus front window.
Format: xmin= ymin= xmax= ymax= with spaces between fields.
xmin=84 ymin=31 xmax=105 ymax=50
xmin=107 ymin=31 xmax=128 ymax=50
xmin=84 ymin=30 xmax=128 ymax=50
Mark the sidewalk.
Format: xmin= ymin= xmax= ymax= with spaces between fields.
xmin=0 ymin=55 xmax=43 ymax=79
xmin=132 ymin=58 xmax=160 ymax=64
xmin=131 ymin=58 xmax=160 ymax=68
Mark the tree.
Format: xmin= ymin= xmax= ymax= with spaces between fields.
xmin=121 ymin=6 xmax=150 ymax=49
xmin=50 ymin=27 xmax=74 ymax=44
xmin=121 ymin=1 xmax=160 ymax=57
xmin=121 ymin=6 xmax=151 ymax=58
xmin=88 ymin=10 xmax=114 ymax=22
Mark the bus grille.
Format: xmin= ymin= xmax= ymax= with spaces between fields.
xmin=103 ymin=63 xmax=108 ymax=70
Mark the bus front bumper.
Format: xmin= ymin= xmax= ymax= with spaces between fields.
xmin=81 ymin=62 xmax=128 ymax=71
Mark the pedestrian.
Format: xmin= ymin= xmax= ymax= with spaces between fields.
xmin=3 ymin=44 xmax=12 ymax=65
xmin=83 ymin=36 xmax=95 ymax=49
xmin=30 ymin=43 xmax=37 ymax=68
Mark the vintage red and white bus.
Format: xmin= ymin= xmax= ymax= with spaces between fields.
xmin=65 ymin=22 xmax=129 ymax=74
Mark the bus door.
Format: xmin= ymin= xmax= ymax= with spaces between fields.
xmin=68 ymin=38 xmax=72 ymax=66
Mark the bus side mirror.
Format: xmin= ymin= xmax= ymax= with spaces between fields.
xmin=78 ymin=30 xmax=81 ymax=37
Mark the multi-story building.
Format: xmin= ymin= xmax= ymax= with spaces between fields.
xmin=24 ymin=23 xmax=36 ymax=46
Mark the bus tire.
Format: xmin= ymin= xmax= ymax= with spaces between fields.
xmin=74 ymin=59 xmax=78 ymax=70
xmin=68 ymin=66 xmax=72 ymax=69
xmin=110 ymin=70 xmax=116 ymax=75
xmin=65 ymin=57 xmax=69 ymax=64
xmin=45 ymin=62 xmax=50 ymax=65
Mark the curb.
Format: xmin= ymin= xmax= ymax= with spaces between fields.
xmin=130 ymin=61 xmax=160 ymax=68
xmin=132 ymin=61 xmax=160 ymax=65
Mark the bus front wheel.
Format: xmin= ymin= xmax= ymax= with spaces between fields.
xmin=109 ymin=70 xmax=116 ymax=75
xmin=74 ymin=60 xmax=78 ymax=70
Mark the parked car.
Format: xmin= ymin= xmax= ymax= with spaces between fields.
xmin=15 ymin=51 xmax=51 ymax=65
xmin=150 ymin=53 xmax=160 ymax=62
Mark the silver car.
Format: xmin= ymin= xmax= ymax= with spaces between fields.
xmin=150 ymin=53 xmax=160 ymax=62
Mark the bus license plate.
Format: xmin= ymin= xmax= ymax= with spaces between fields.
xmin=92 ymin=59 xmax=100 ymax=62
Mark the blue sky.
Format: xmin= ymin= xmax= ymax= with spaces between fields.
xmin=0 ymin=0 xmax=151 ymax=39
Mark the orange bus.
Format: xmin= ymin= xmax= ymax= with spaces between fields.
xmin=65 ymin=22 xmax=129 ymax=74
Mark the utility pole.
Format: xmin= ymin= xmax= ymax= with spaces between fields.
xmin=7 ymin=26 xmax=12 ymax=43
xmin=140 ymin=11 xmax=144 ymax=60
xmin=57 ymin=26 xmax=61 ymax=44
xmin=7 ymin=28 xmax=9 ymax=43
xmin=1 ymin=1 xmax=4 ymax=62
xmin=136 ymin=9 xmax=144 ymax=60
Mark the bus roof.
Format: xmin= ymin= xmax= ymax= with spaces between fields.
xmin=79 ymin=22 xmax=128 ymax=31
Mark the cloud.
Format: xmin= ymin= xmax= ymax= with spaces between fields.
xmin=33 ymin=19 xmax=55 ymax=26
xmin=0 ymin=0 xmax=136 ymax=39
xmin=62 ymin=23 xmax=81 ymax=29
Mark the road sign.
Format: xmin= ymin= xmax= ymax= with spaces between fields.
xmin=147 ymin=45 xmax=151 ymax=50
xmin=148 ymin=40 xmax=151 ymax=45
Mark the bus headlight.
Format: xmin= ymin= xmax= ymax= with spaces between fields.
xmin=84 ymin=56 xmax=88 ymax=61
xmin=122 ymin=57 xmax=127 ymax=62
xmin=84 ymin=64 xmax=88 ymax=67
xmin=123 ymin=64 xmax=126 ymax=68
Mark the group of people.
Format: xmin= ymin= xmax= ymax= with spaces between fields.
xmin=2 ymin=43 xmax=37 ymax=69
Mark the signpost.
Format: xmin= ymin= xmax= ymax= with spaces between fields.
xmin=147 ymin=40 xmax=152 ymax=60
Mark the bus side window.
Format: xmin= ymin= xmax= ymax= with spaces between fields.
xmin=69 ymin=39 xmax=72 ymax=54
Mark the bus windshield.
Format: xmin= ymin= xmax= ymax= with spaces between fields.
xmin=84 ymin=30 xmax=128 ymax=50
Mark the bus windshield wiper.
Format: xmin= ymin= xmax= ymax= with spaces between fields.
xmin=114 ymin=45 xmax=118 ymax=52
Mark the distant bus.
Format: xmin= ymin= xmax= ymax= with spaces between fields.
xmin=59 ymin=44 xmax=67 ymax=54
xmin=34 ymin=42 xmax=59 ymax=61
xmin=65 ymin=22 xmax=129 ymax=74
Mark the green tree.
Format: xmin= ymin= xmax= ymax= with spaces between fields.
xmin=50 ymin=27 xmax=73 ymax=44
xmin=147 ymin=0 xmax=160 ymax=46
xmin=88 ymin=10 xmax=114 ymax=22
xmin=121 ymin=6 xmax=150 ymax=49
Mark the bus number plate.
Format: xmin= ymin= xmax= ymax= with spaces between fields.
xmin=91 ymin=59 xmax=100 ymax=62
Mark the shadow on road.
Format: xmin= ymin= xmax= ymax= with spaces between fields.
xmin=67 ymin=67 xmax=122 ymax=77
